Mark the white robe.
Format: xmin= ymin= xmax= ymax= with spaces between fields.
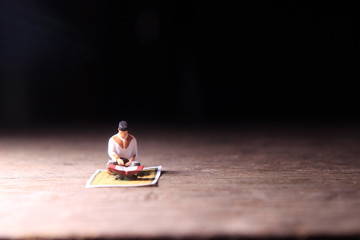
xmin=108 ymin=133 xmax=138 ymax=161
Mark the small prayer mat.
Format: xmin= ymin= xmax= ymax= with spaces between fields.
xmin=85 ymin=166 xmax=162 ymax=188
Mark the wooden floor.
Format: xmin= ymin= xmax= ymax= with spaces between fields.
xmin=0 ymin=123 xmax=359 ymax=239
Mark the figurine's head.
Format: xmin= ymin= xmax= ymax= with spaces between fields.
xmin=118 ymin=120 xmax=128 ymax=131
xmin=118 ymin=120 xmax=129 ymax=138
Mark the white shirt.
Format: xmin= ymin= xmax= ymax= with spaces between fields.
xmin=108 ymin=133 xmax=138 ymax=161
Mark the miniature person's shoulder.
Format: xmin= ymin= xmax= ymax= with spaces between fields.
xmin=129 ymin=134 xmax=136 ymax=142
xmin=109 ymin=133 xmax=119 ymax=142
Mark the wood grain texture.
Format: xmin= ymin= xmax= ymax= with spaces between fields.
xmin=0 ymin=123 xmax=359 ymax=239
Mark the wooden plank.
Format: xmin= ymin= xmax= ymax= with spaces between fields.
xmin=0 ymin=124 xmax=359 ymax=239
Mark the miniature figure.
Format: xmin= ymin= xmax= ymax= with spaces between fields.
xmin=107 ymin=120 xmax=143 ymax=179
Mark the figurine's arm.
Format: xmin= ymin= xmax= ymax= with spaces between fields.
xmin=125 ymin=138 xmax=138 ymax=166
xmin=124 ymin=154 xmax=137 ymax=167
xmin=108 ymin=138 xmax=125 ymax=165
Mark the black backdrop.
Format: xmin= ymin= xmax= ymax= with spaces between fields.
xmin=1 ymin=1 xmax=359 ymax=127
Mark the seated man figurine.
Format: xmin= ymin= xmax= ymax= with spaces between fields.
xmin=107 ymin=120 xmax=141 ymax=171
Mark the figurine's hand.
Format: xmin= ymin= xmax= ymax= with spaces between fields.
xmin=117 ymin=159 xmax=125 ymax=166
xmin=124 ymin=161 xmax=131 ymax=167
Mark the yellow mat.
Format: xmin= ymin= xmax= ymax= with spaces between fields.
xmin=86 ymin=166 xmax=162 ymax=188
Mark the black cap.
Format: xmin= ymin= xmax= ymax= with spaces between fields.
xmin=118 ymin=120 xmax=128 ymax=131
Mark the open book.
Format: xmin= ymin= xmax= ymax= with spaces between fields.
xmin=107 ymin=164 xmax=144 ymax=176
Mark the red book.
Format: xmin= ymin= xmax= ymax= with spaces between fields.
xmin=108 ymin=164 xmax=144 ymax=177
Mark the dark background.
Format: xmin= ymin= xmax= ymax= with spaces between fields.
xmin=1 ymin=1 xmax=359 ymax=128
